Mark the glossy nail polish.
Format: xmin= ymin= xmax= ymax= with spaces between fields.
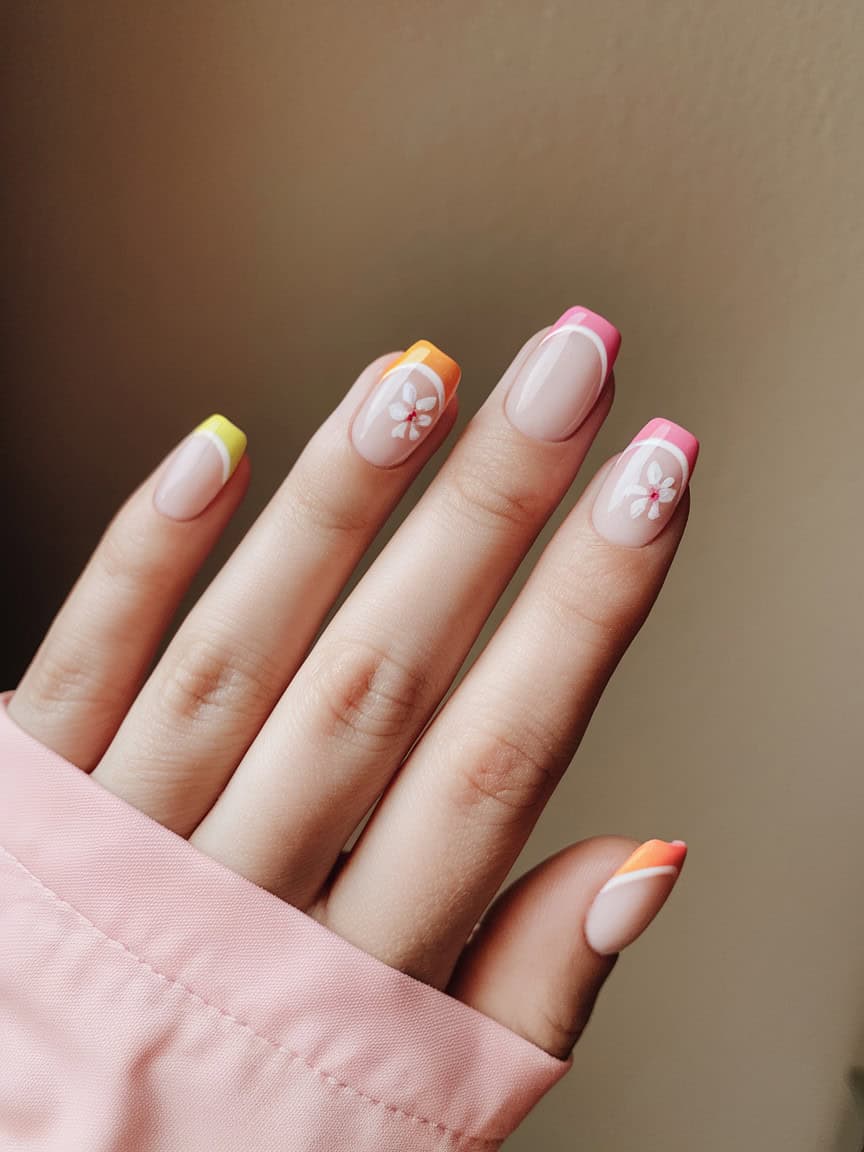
xmin=351 ymin=340 xmax=461 ymax=468
xmin=584 ymin=839 xmax=687 ymax=955
xmin=505 ymin=306 xmax=620 ymax=441
xmin=153 ymin=414 xmax=247 ymax=521
xmin=592 ymin=418 xmax=699 ymax=546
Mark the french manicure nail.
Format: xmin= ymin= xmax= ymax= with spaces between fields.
xmin=592 ymin=418 xmax=699 ymax=547
xmin=584 ymin=840 xmax=687 ymax=956
xmin=351 ymin=340 xmax=461 ymax=467
xmin=153 ymin=414 xmax=247 ymax=521
xmin=505 ymin=306 xmax=621 ymax=442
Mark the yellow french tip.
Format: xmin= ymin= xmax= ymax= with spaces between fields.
xmin=193 ymin=414 xmax=247 ymax=477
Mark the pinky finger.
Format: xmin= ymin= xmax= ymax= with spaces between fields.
xmin=8 ymin=414 xmax=250 ymax=770
xmin=446 ymin=837 xmax=686 ymax=1059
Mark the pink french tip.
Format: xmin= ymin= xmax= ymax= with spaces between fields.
xmin=634 ymin=417 xmax=700 ymax=473
xmin=591 ymin=415 xmax=699 ymax=548
xmin=551 ymin=306 xmax=622 ymax=379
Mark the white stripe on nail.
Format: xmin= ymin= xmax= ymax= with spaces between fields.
xmin=538 ymin=323 xmax=609 ymax=386
xmin=195 ymin=428 xmax=231 ymax=484
xmin=623 ymin=437 xmax=691 ymax=487
xmin=378 ymin=362 xmax=446 ymax=409
xmin=598 ymin=864 xmax=680 ymax=894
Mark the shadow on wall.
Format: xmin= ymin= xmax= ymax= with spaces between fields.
xmin=833 ymin=1069 xmax=864 ymax=1152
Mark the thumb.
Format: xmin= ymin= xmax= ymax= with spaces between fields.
xmin=446 ymin=836 xmax=687 ymax=1059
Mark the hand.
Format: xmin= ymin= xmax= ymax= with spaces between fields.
xmin=9 ymin=307 xmax=698 ymax=1060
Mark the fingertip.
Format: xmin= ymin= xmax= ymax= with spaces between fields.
xmin=584 ymin=838 xmax=687 ymax=957
xmin=447 ymin=836 xmax=642 ymax=1058
xmin=591 ymin=417 xmax=698 ymax=548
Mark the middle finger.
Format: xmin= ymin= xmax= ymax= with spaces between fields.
xmin=191 ymin=307 xmax=620 ymax=903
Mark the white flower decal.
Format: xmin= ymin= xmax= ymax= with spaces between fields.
xmin=625 ymin=460 xmax=677 ymax=520
xmin=389 ymin=380 xmax=437 ymax=440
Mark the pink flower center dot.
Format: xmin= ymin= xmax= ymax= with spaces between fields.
xmin=649 ymin=488 xmax=660 ymax=500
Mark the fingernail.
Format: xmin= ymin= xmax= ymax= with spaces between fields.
xmin=351 ymin=340 xmax=461 ymax=467
xmin=585 ymin=840 xmax=687 ymax=956
xmin=153 ymin=414 xmax=247 ymax=521
xmin=592 ymin=417 xmax=699 ymax=546
xmin=504 ymin=306 xmax=620 ymax=442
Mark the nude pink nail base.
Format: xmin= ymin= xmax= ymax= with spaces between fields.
xmin=504 ymin=305 xmax=621 ymax=443
xmin=592 ymin=417 xmax=699 ymax=547
xmin=153 ymin=414 xmax=247 ymax=522
xmin=351 ymin=340 xmax=461 ymax=468
xmin=584 ymin=840 xmax=687 ymax=956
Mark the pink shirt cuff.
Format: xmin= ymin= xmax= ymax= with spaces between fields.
xmin=0 ymin=692 xmax=570 ymax=1150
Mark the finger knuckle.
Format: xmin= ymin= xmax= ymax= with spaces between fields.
xmin=158 ymin=632 xmax=282 ymax=726
xmin=542 ymin=550 xmax=641 ymax=654
xmin=282 ymin=461 xmax=370 ymax=539
xmin=449 ymin=723 xmax=559 ymax=822
xmin=309 ymin=640 xmax=429 ymax=753
xmin=28 ymin=645 xmax=105 ymax=713
xmin=96 ymin=515 xmax=176 ymax=598
xmin=443 ymin=450 xmax=545 ymax=535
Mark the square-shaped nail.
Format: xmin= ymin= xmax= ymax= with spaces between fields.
xmin=351 ymin=340 xmax=461 ymax=468
xmin=585 ymin=839 xmax=687 ymax=955
xmin=505 ymin=306 xmax=621 ymax=442
xmin=592 ymin=418 xmax=699 ymax=546
xmin=153 ymin=414 xmax=247 ymax=521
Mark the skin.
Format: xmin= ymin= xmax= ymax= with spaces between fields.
xmin=9 ymin=328 xmax=689 ymax=1060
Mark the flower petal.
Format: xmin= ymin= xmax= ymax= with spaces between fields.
xmin=629 ymin=497 xmax=649 ymax=518
xmin=391 ymin=421 xmax=408 ymax=439
xmin=415 ymin=395 xmax=437 ymax=412
xmin=402 ymin=380 xmax=417 ymax=405
xmin=647 ymin=460 xmax=663 ymax=485
xmin=408 ymin=422 xmax=420 ymax=440
xmin=648 ymin=500 xmax=662 ymax=519
xmin=658 ymin=486 xmax=677 ymax=503
xmin=415 ymin=413 xmax=432 ymax=427
xmin=389 ymin=401 xmax=410 ymax=421
xmin=660 ymin=476 xmax=676 ymax=489
xmin=624 ymin=484 xmax=648 ymax=497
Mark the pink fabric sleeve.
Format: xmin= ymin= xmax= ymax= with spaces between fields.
xmin=0 ymin=692 xmax=570 ymax=1150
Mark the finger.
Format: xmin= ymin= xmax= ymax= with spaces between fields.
xmin=190 ymin=308 xmax=621 ymax=902
xmin=327 ymin=419 xmax=698 ymax=984
xmin=8 ymin=415 xmax=250 ymax=769
xmin=447 ymin=838 xmax=687 ymax=1058
xmin=93 ymin=346 xmax=459 ymax=830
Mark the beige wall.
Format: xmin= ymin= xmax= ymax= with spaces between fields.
xmin=3 ymin=3 xmax=864 ymax=1148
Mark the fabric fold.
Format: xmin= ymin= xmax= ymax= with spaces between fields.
xmin=0 ymin=692 xmax=570 ymax=1151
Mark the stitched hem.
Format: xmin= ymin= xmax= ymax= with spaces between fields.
xmin=0 ymin=842 xmax=501 ymax=1150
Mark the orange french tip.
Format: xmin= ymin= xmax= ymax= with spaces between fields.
xmin=388 ymin=340 xmax=461 ymax=398
xmin=613 ymin=839 xmax=688 ymax=877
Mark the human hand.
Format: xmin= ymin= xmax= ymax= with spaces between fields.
xmin=9 ymin=307 xmax=698 ymax=1061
